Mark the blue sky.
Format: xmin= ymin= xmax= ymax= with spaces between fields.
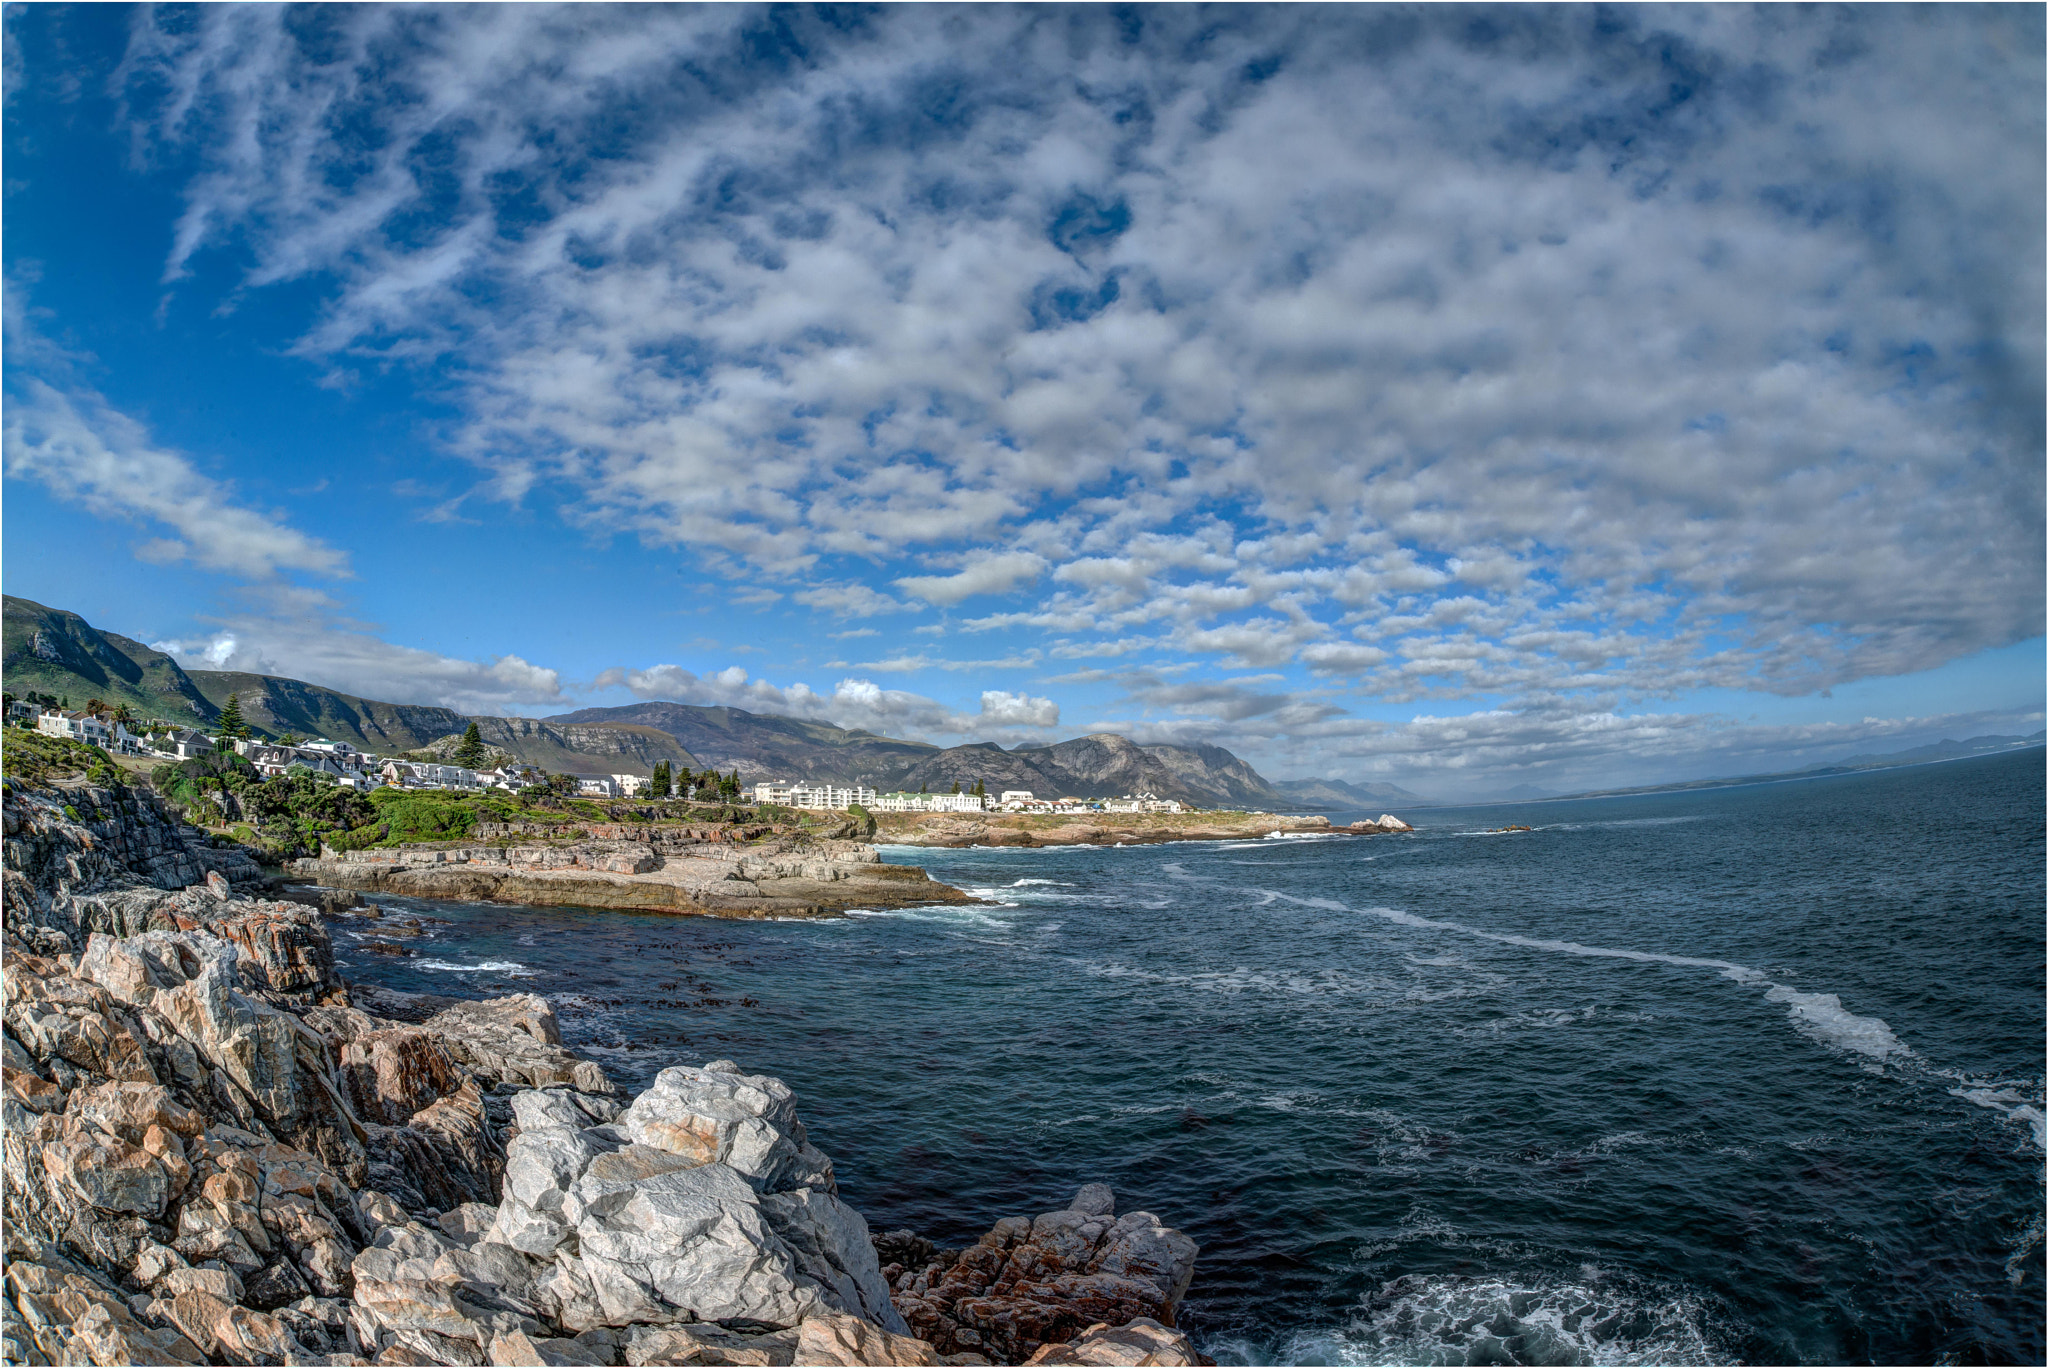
xmin=4 ymin=4 xmax=2042 ymax=799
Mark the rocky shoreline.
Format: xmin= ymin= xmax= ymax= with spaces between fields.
xmin=287 ymin=820 xmax=980 ymax=920
xmin=875 ymin=811 xmax=1413 ymax=849
xmin=2 ymin=776 xmax=1205 ymax=1366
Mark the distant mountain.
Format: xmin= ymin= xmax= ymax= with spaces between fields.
xmin=412 ymin=717 xmax=701 ymax=777
xmin=1831 ymin=733 xmax=2046 ymax=769
xmin=547 ymin=702 xmax=940 ymax=786
xmin=3 ymin=599 xmax=696 ymax=776
xmin=904 ymin=734 xmax=1288 ymax=808
xmin=1532 ymin=731 xmax=2048 ymax=804
xmin=8 ymin=598 xmax=1284 ymax=802
xmin=182 ymin=669 xmax=472 ymax=753
xmin=2 ymin=595 xmax=218 ymax=722
xmin=552 ymin=702 xmax=1289 ymax=807
xmin=1271 ymin=777 xmax=1433 ymax=809
xmin=1498 ymin=783 xmax=1559 ymax=801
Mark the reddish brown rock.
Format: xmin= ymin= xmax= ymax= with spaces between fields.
xmin=884 ymin=1188 xmax=1199 ymax=1365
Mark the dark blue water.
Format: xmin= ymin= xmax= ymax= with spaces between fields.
xmin=342 ymin=749 xmax=2045 ymax=1365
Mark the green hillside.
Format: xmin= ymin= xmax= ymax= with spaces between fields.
xmin=182 ymin=669 xmax=471 ymax=752
xmin=2 ymin=598 xmax=704 ymax=774
xmin=1 ymin=595 xmax=217 ymax=724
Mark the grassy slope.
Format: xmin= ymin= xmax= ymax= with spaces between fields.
xmin=1 ymin=595 xmax=218 ymax=725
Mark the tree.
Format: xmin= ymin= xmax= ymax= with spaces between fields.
xmin=216 ymin=692 xmax=250 ymax=744
xmin=112 ymin=704 xmax=134 ymax=725
xmin=84 ymin=698 xmax=106 ymax=718
xmin=919 ymin=781 xmax=929 ymax=793
xmin=453 ymin=721 xmax=487 ymax=770
xmin=971 ymin=779 xmax=986 ymax=798
xmin=950 ymin=781 xmax=961 ymax=794
xmin=675 ymin=766 xmax=691 ymax=796
xmin=650 ymin=761 xmax=671 ymax=798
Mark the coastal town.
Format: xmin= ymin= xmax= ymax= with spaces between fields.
xmin=6 ymin=695 xmax=1194 ymax=815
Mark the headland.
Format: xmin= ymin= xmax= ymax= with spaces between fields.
xmin=875 ymin=809 xmax=1413 ymax=848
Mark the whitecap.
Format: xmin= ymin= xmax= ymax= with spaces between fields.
xmin=1232 ymin=1271 xmax=1732 ymax=1367
xmin=414 ymin=958 xmax=537 ymax=977
xmin=1948 ymin=1085 xmax=2048 ymax=1150
xmin=1763 ymin=985 xmax=1911 ymax=1062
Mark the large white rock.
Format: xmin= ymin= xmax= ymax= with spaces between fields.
xmin=759 ymin=1187 xmax=907 ymax=1333
xmin=621 ymin=1062 xmax=834 ymax=1195
xmin=571 ymin=1159 xmax=825 ymax=1326
xmin=490 ymin=1121 xmax=625 ymax=1257
xmin=482 ymin=1060 xmax=905 ymax=1337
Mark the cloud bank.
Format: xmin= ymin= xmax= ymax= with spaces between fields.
xmin=111 ymin=4 xmax=2041 ymax=716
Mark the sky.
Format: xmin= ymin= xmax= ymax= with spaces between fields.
xmin=3 ymin=3 xmax=2042 ymax=800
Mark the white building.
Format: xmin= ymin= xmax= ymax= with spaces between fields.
xmin=999 ymin=790 xmax=1035 ymax=805
xmin=613 ymin=773 xmax=651 ymax=797
xmin=380 ymin=760 xmax=487 ymax=791
xmin=752 ymin=781 xmax=880 ymax=811
xmin=575 ymin=776 xmax=621 ymax=798
xmin=36 ymin=709 xmax=143 ymax=753
xmin=867 ymin=790 xmax=987 ymax=814
xmin=154 ymin=728 xmax=216 ymax=760
xmin=1102 ymin=792 xmax=1184 ymax=814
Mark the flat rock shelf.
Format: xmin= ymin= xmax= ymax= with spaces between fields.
xmin=290 ymin=825 xmax=979 ymax=919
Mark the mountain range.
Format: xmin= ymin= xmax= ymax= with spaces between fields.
xmin=1268 ymin=777 xmax=1435 ymax=808
xmin=2 ymin=597 xmax=1298 ymax=808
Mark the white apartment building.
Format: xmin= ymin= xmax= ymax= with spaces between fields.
xmin=752 ymin=781 xmax=880 ymax=811
xmin=867 ymin=791 xmax=987 ymax=814
xmin=613 ymin=773 xmax=650 ymax=797
xmin=575 ymin=776 xmax=621 ymax=798
xmin=999 ymin=790 xmax=1035 ymax=805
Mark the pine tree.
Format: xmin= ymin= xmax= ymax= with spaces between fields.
xmin=454 ymin=721 xmax=487 ymax=769
xmin=676 ymin=767 xmax=692 ymax=796
xmin=950 ymin=781 xmax=961 ymax=794
xmin=216 ymin=692 xmax=248 ymax=743
xmin=919 ymin=781 xmax=929 ymax=793
xmin=651 ymin=761 xmax=671 ymax=798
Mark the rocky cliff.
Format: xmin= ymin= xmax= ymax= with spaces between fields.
xmin=1 ymin=778 xmax=1203 ymax=1366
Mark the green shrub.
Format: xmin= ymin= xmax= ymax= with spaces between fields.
xmin=63 ymin=804 xmax=79 ymax=821
xmin=2 ymin=730 xmax=119 ymax=786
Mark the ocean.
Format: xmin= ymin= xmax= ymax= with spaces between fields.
xmin=340 ymin=746 xmax=2045 ymax=1365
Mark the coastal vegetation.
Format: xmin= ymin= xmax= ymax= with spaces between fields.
xmin=0 ymin=728 xmax=123 ymax=787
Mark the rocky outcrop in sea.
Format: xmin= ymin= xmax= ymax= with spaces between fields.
xmin=1 ymin=777 xmax=1203 ymax=1366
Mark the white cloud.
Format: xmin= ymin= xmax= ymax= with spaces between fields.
xmin=151 ymin=611 xmax=567 ymax=715
xmin=4 ymin=375 xmax=348 ymax=582
xmin=793 ymin=583 xmax=910 ymax=618
xmin=978 ymin=689 xmax=1059 ymax=729
xmin=77 ymin=5 xmax=2044 ymax=751
xmin=894 ymin=553 xmax=1049 ymax=608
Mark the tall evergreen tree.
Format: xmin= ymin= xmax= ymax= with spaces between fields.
xmin=651 ymin=761 xmax=671 ymax=798
xmin=454 ymin=721 xmax=487 ymax=769
xmin=676 ymin=766 xmax=692 ymax=796
xmin=216 ymin=692 xmax=249 ymax=743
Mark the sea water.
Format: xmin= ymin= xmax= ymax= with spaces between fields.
xmin=340 ymin=747 xmax=2045 ymax=1364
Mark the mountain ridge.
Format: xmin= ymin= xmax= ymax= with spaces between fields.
xmin=3 ymin=599 xmax=1289 ymax=804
